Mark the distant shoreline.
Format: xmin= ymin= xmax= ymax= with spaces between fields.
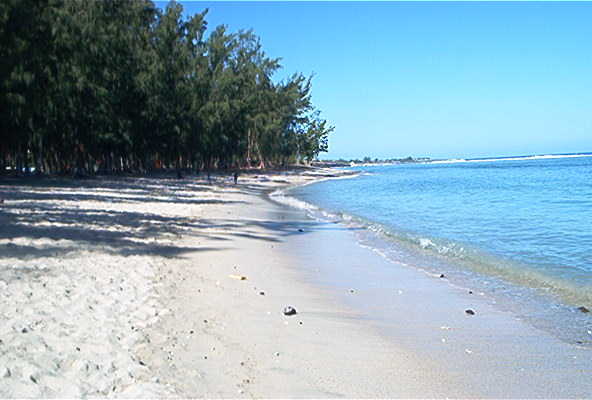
xmin=318 ymin=151 xmax=592 ymax=167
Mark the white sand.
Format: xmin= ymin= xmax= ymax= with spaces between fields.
xmin=1 ymin=169 xmax=590 ymax=398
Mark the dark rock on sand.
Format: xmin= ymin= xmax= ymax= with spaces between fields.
xmin=465 ymin=309 xmax=475 ymax=315
xmin=298 ymin=228 xmax=304 ymax=232
xmin=577 ymin=306 xmax=590 ymax=313
xmin=439 ymin=274 xmax=446 ymax=278
xmin=283 ymin=306 xmax=297 ymax=316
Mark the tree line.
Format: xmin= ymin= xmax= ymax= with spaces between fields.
xmin=0 ymin=0 xmax=334 ymax=175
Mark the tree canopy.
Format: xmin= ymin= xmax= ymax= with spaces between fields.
xmin=0 ymin=0 xmax=334 ymax=175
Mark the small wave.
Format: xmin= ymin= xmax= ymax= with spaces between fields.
xmin=432 ymin=153 xmax=592 ymax=165
xmin=269 ymin=189 xmax=319 ymax=212
xmin=273 ymin=188 xmax=592 ymax=311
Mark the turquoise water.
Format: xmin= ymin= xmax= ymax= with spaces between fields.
xmin=288 ymin=155 xmax=592 ymax=342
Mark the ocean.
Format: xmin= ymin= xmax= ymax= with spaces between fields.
xmin=276 ymin=154 xmax=592 ymax=345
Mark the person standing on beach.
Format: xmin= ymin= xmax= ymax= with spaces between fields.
xmin=233 ymin=171 xmax=239 ymax=184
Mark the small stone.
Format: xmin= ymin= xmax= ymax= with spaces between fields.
xmin=298 ymin=229 xmax=304 ymax=232
xmin=283 ymin=306 xmax=297 ymax=316
xmin=259 ymin=291 xmax=265 ymax=296
xmin=21 ymin=327 xmax=28 ymax=333
xmin=274 ymin=352 xmax=280 ymax=356
xmin=204 ymin=356 xmax=208 ymax=360
xmin=299 ymin=321 xmax=303 ymax=325
xmin=577 ymin=306 xmax=590 ymax=313
xmin=439 ymin=274 xmax=446 ymax=278
xmin=349 ymin=289 xmax=355 ymax=293
xmin=139 ymin=360 xmax=146 ymax=366
xmin=468 ymin=290 xmax=473 ymax=294
xmin=30 ymin=375 xmax=37 ymax=384
xmin=189 ymin=330 xmax=194 ymax=334
xmin=203 ymin=319 xmax=208 ymax=323
xmin=76 ymin=347 xmax=80 ymax=351
xmin=465 ymin=309 xmax=475 ymax=315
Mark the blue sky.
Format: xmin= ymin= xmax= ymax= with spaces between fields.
xmin=156 ymin=1 xmax=592 ymax=160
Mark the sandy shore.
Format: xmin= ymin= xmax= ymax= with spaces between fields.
xmin=1 ymin=168 xmax=591 ymax=398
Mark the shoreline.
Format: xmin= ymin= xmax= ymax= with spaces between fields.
xmin=1 ymin=168 xmax=591 ymax=397
xmin=278 ymin=176 xmax=592 ymax=349
xmin=267 ymin=178 xmax=592 ymax=397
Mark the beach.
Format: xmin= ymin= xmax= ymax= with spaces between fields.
xmin=1 ymin=169 xmax=591 ymax=398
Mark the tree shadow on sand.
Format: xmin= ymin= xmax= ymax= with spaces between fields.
xmin=0 ymin=177 xmax=347 ymax=261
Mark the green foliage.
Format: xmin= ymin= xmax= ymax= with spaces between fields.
xmin=0 ymin=0 xmax=333 ymax=174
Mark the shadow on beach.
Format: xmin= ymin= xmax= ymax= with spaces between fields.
xmin=0 ymin=175 xmax=334 ymax=261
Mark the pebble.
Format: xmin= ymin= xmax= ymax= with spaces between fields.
xmin=259 ymin=291 xmax=265 ymax=296
xmin=283 ymin=306 xmax=297 ymax=316
xmin=439 ymin=274 xmax=446 ymax=278
xmin=274 ymin=352 xmax=280 ymax=357
xmin=468 ymin=290 xmax=473 ymax=294
xmin=577 ymin=306 xmax=589 ymax=313
xmin=465 ymin=309 xmax=475 ymax=315
xmin=349 ymin=289 xmax=355 ymax=293
xmin=298 ymin=229 xmax=304 ymax=232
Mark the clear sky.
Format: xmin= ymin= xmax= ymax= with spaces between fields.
xmin=156 ymin=1 xmax=592 ymax=160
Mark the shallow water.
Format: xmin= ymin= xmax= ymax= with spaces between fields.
xmin=280 ymin=155 xmax=592 ymax=345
